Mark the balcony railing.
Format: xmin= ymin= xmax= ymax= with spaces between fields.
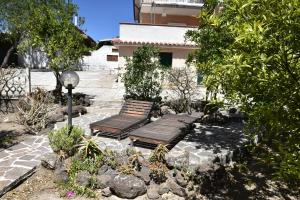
xmin=142 ymin=0 xmax=204 ymax=5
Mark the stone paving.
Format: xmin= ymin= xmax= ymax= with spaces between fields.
xmin=56 ymin=101 xmax=246 ymax=168
xmin=0 ymin=135 xmax=52 ymax=196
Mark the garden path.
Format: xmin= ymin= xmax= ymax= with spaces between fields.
xmin=0 ymin=135 xmax=51 ymax=196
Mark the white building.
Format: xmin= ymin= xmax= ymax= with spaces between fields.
xmin=113 ymin=0 xmax=203 ymax=81
xmin=80 ymin=40 xmax=119 ymax=72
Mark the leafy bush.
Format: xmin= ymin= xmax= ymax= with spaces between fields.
xmin=48 ymin=126 xmax=84 ymax=156
xmin=122 ymin=45 xmax=164 ymax=101
xmin=186 ymin=0 xmax=300 ymax=185
xmin=16 ymin=88 xmax=52 ymax=134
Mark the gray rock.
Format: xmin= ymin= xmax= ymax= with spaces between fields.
xmin=175 ymin=172 xmax=187 ymax=187
xmin=54 ymin=165 xmax=68 ymax=183
xmin=111 ymin=175 xmax=147 ymax=199
xmin=147 ymin=184 xmax=160 ymax=199
xmin=48 ymin=113 xmax=65 ymax=123
xmin=167 ymin=178 xmax=187 ymax=197
xmin=101 ymin=187 xmax=112 ymax=197
xmin=98 ymin=164 xmax=108 ymax=175
xmin=158 ymin=182 xmax=170 ymax=195
xmin=95 ymin=174 xmax=113 ymax=189
xmin=41 ymin=153 xmax=58 ymax=170
xmin=134 ymin=167 xmax=151 ymax=185
xmin=104 ymin=167 xmax=118 ymax=178
xmin=166 ymin=151 xmax=189 ymax=169
xmin=75 ymin=171 xmax=91 ymax=187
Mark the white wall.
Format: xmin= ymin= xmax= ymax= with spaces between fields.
xmin=19 ymin=48 xmax=49 ymax=69
xmin=120 ymin=23 xmax=195 ymax=44
xmin=80 ymin=45 xmax=119 ymax=72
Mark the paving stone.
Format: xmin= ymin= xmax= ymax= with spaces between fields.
xmin=0 ymin=152 xmax=9 ymax=160
xmin=0 ymin=159 xmax=15 ymax=167
xmin=8 ymin=143 xmax=28 ymax=150
xmin=4 ymin=167 xmax=32 ymax=180
xmin=19 ymin=155 xmax=36 ymax=161
xmin=14 ymin=161 xmax=40 ymax=168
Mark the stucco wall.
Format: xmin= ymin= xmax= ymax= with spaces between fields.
xmin=118 ymin=45 xmax=193 ymax=72
xmin=120 ymin=23 xmax=195 ymax=44
xmin=81 ymin=45 xmax=119 ymax=72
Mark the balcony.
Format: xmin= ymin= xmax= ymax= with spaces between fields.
xmin=116 ymin=23 xmax=196 ymax=47
xmin=141 ymin=0 xmax=204 ymax=7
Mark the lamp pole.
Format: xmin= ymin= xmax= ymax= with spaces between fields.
xmin=60 ymin=71 xmax=80 ymax=133
xmin=67 ymin=84 xmax=73 ymax=128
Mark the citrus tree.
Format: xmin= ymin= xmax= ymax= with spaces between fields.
xmin=186 ymin=0 xmax=300 ymax=185
xmin=122 ymin=45 xmax=164 ymax=101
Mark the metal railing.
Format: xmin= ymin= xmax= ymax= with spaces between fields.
xmin=142 ymin=0 xmax=204 ymax=5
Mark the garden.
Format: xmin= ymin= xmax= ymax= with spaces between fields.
xmin=0 ymin=0 xmax=299 ymax=199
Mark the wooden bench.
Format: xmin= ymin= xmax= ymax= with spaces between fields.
xmin=90 ymin=100 xmax=153 ymax=140
xmin=129 ymin=114 xmax=197 ymax=148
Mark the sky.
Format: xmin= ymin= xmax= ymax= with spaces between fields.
xmin=74 ymin=0 xmax=134 ymax=42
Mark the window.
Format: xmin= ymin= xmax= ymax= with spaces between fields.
xmin=107 ymin=55 xmax=118 ymax=62
xmin=159 ymin=52 xmax=172 ymax=69
xmin=112 ymin=48 xmax=118 ymax=53
xmin=197 ymin=71 xmax=204 ymax=85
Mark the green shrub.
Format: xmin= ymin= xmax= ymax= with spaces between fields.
xmin=48 ymin=126 xmax=84 ymax=156
xmin=122 ymin=44 xmax=164 ymax=101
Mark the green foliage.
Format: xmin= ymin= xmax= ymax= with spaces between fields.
xmin=149 ymin=144 xmax=169 ymax=163
xmin=186 ymin=0 xmax=300 ymax=185
xmin=77 ymin=138 xmax=103 ymax=159
xmin=122 ymin=45 xmax=164 ymax=101
xmin=103 ymin=148 xmax=119 ymax=169
xmin=48 ymin=126 xmax=84 ymax=156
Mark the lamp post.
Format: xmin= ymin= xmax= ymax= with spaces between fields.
xmin=60 ymin=71 xmax=80 ymax=129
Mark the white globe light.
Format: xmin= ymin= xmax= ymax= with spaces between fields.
xmin=60 ymin=71 xmax=80 ymax=89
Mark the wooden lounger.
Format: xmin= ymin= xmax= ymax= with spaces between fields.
xmin=90 ymin=100 xmax=153 ymax=140
xmin=129 ymin=114 xmax=197 ymax=147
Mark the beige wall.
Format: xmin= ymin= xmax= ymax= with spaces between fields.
xmin=118 ymin=45 xmax=194 ymax=73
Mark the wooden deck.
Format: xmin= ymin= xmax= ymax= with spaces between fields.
xmin=129 ymin=114 xmax=197 ymax=147
xmin=90 ymin=100 xmax=153 ymax=140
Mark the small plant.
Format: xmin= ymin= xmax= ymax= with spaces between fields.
xmin=128 ymin=151 xmax=144 ymax=171
xmin=77 ymin=137 xmax=103 ymax=159
xmin=16 ymin=87 xmax=52 ymax=134
xmin=103 ymin=148 xmax=118 ymax=169
xmin=48 ymin=126 xmax=84 ymax=156
xmin=149 ymin=161 xmax=168 ymax=183
xmin=118 ymin=164 xmax=135 ymax=175
xmin=149 ymin=144 xmax=169 ymax=163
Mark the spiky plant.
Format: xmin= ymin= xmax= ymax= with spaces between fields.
xmin=149 ymin=144 xmax=169 ymax=163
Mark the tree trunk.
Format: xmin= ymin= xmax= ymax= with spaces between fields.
xmin=53 ymin=71 xmax=63 ymax=104
xmin=1 ymin=45 xmax=15 ymax=68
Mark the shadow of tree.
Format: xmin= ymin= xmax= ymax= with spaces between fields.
xmin=184 ymin=122 xmax=245 ymax=154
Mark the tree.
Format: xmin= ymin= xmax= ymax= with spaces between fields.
xmin=0 ymin=0 xmax=93 ymax=100
xmin=186 ymin=0 xmax=300 ymax=185
xmin=0 ymin=0 xmax=29 ymax=68
xmin=167 ymin=66 xmax=197 ymax=114
xmin=122 ymin=45 xmax=164 ymax=101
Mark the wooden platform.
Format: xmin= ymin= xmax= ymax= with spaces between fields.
xmin=90 ymin=100 xmax=153 ymax=140
xmin=129 ymin=114 xmax=197 ymax=147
